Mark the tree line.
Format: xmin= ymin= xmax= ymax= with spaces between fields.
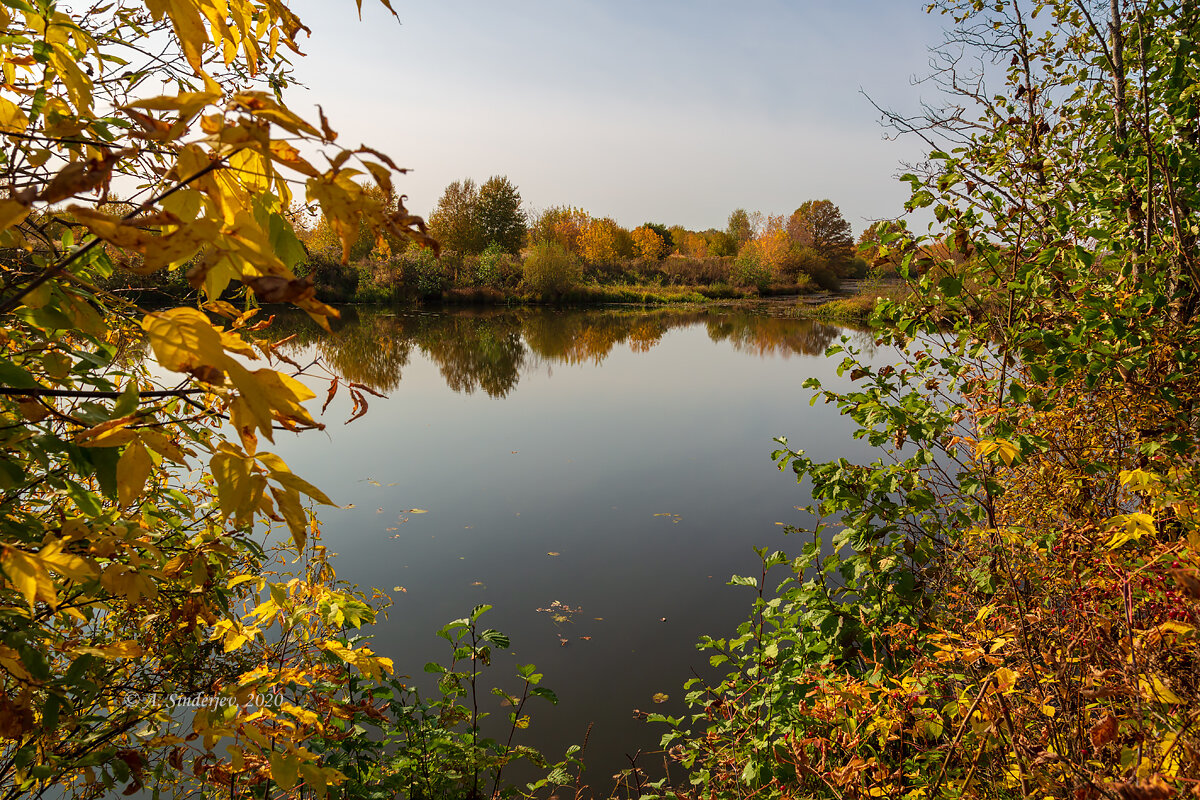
xmin=290 ymin=173 xmax=873 ymax=300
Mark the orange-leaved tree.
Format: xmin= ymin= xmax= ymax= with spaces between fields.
xmin=0 ymin=1 xmax=433 ymax=797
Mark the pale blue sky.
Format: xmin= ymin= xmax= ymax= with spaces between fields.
xmin=289 ymin=1 xmax=945 ymax=235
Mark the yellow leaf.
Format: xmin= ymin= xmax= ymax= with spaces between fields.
xmin=269 ymin=752 xmax=299 ymax=791
xmin=993 ymin=667 xmax=1018 ymax=693
xmin=1140 ymin=676 xmax=1183 ymax=704
xmin=1119 ymin=469 xmax=1163 ymax=496
xmin=142 ymin=308 xmax=229 ymax=375
xmin=73 ymin=641 xmax=144 ymax=659
xmin=211 ymin=451 xmax=257 ymax=520
xmin=271 ymin=487 xmax=308 ymax=549
xmin=117 ymin=440 xmax=154 ymax=506
xmin=0 ymin=198 xmax=31 ymax=232
xmin=1106 ymin=513 xmax=1156 ymax=549
xmin=0 ymin=95 xmax=29 ymax=133
xmin=975 ymin=438 xmax=1018 ymax=466
xmin=37 ymin=540 xmax=96 ymax=583
xmin=0 ymin=548 xmax=56 ymax=610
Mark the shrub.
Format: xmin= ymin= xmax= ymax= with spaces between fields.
xmin=522 ymin=242 xmax=581 ymax=296
xmin=808 ymin=266 xmax=841 ymax=292
xmin=475 ymin=242 xmax=506 ymax=287
xmin=731 ymin=250 xmax=771 ymax=291
xmin=303 ymin=255 xmax=361 ymax=302
xmin=401 ymin=246 xmax=447 ymax=297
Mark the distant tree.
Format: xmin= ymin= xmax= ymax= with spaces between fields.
xmin=758 ymin=214 xmax=790 ymax=272
xmin=632 ymin=225 xmax=667 ymax=260
xmin=476 ymin=175 xmax=527 ymax=254
xmin=579 ymin=217 xmax=623 ymax=263
xmin=642 ymin=222 xmax=674 ymax=255
xmin=786 ymin=200 xmax=854 ymax=263
xmin=727 ymin=208 xmax=753 ymax=249
xmin=531 ymin=206 xmax=588 ymax=254
xmin=429 ymin=178 xmax=484 ymax=254
xmin=680 ymin=230 xmax=709 ymax=259
xmin=705 ymin=229 xmax=738 ymax=258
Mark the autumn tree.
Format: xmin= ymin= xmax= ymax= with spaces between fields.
xmin=786 ymin=200 xmax=853 ymax=264
xmin=529 ymin=206 xmax=588 ymax=255
xmin=632 ymin=224 xmax=667 ymax=260
xmin=642 ymin=222 xmax=673 ymax=256
xmin=578 ymin=216 xmax=623 ymax=263
xmin=0 ymin=1 xmax=431 ymax=797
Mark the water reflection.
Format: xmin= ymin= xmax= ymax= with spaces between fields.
xmin=269 ymin=307 xmax=852 ymax=397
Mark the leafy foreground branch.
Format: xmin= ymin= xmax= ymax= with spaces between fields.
xmin=648 ymin=1 xmax=1200 ymax=798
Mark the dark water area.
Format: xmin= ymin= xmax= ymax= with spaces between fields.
xmin=264 ymin=305 xmax=886 ymax=788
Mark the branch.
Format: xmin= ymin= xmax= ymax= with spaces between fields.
xmin=0 ymin=388 xmax=205 ymax=399
xmin=0 ymin=150 xmax=239 ymax=315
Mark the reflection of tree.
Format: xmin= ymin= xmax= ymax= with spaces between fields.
xmin=263 ymin=306 xmax=852 ymax=398
xmin=418 ymin=315 xmax=525 ymax=398
xmin=705 ymin=314 xmax=842 ymax=358
xmin=316 ymin=313 xmax=412 ymax=393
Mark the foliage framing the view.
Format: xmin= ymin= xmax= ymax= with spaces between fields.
xmin=0 ymin=0 xmax=448 ymax=796
xmin=651 ymin=1 xmax=1200 ymax=799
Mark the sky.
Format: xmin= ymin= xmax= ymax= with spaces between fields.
xmin=288 ymin=1 xmax=949 ymax=236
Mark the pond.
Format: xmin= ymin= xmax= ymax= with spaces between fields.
xmin=265 ymin=305 xmax=883 ymax=786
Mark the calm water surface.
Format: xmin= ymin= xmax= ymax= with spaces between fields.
xmin=267 ymin=306 xmax=883 ymax=784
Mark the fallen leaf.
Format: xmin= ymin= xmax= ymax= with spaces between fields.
xmin=652 ymin=693 xmax=669 ymax=704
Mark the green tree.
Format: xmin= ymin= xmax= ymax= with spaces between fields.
xmin=429 ymin=178 xmax=484 ymax=254
xmin=475 ymin=175 xmax=526 ymax=254
xmin=726 ymin=208 xmax=753 ymax=250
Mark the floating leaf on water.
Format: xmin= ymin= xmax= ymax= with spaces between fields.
xmin=408 ymin=508 xmax=429 ymax=514
xmin=580 ymin=636 xmax=592 ymax=641
xmin=367 ymin=480 xmax=381 ymax=487
xmin=471 ymin=581 xmax=484 ymax=587
xmin=547 ymin=552 xmax=560 ymax=556
xmin=594 ymin=617 xmax=603 ymax=621
xmin=652 ymin=693 xmax=669 ymax=704
xmin=386 ymin=482 xmax=398 ymax=487
xmin=386 ymin=527 xmax=398 ymax=531
xmin=376 ymin=507 xmax=383 ymax=513
xmin=392 ymin=586 xmax=407 ymax=593
xmin=345 ymin=503 xmax=356 ymax=509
